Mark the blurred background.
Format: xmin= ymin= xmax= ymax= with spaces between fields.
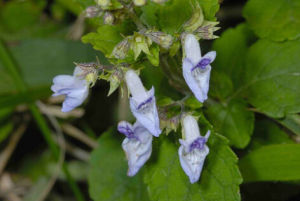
xmin=0 ymin=0 xmax=299 ymax=201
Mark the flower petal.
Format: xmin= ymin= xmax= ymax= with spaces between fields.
xmin=184 ymin=34 xmax=201 ymax=65
xmin=178 ymin=145 xmax=209 ymax=183
xmin=51 ymin=68 xmax=89 ymax=112
xmin=122 ymin=123 xmax=153 ymax=176
xmin=183 ymin=58 xmax=210 ymax=103
xmin=201 ymin=51 xmax=216 ymax=63
xmin=129 ymin=87 xmax=161 ymax=137
xmin=61 ymin=86 xmax=89 ymax=112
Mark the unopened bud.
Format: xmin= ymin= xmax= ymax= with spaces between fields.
xmin=145 ymin=31 xmax=173 ymax=49
xmin=108 ymin=69 xmax=122 ymax=96
xmin=195 ymin=21 xmax=220 ymax=40
xmin=132 ymin=33 xmax=151 ymax=60
xmin=103 ymin=12 xmax=114 ymax=25
xmin=183 ymin=4 xmax=204 ymax=32
xmin=133 ymin=0 xmax=146 ymax=6
xmin=86 ymin=72 xmax=98 ymax=86
xmin=96 ymin=0 xmax=111 ymax=7
xmin=112 ymin=38 xmax=131 ymax=59
xmin=85 ymin=6 xmax=101 ymax=18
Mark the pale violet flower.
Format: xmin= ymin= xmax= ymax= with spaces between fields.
xmin=178 ymin=115 xmax=210 ymax=184
xmin=183 ymin=34 xmax=216 ymax=102
xmin=118 ymin=121 xmax=153 ymax=176
xmin=125 ymin=70 xmax=161 ymax=137
xmin=51 ymin=67 xmax=89 ymax=112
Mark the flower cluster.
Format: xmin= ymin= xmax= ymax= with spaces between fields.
xmin=51 ymin=32 xmax=215 ymax=182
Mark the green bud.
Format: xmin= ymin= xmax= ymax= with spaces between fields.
xmin=86 ymin=72 xmax=98 ymax=86
xmin=96 ymin=0 xmax=111 ymax=7
xmin=132 ymin=33 xmax=151 ymax=60
xmin=183 ymin=4 xmax=204 ymax=32
xmin=133 ymin=0 xmax=146 ymax=6
xmin=195 ymin=21 xmax=220 ymax=40
xmin=145 ymin=31 xmax=173 ymax=49
xmin=103 ymin=12 xmax=114 ymax=25
xmin=112 ymin=38 xmax=131 ymax=59
xmin=108 ymin=69 xmax=122 ymax=96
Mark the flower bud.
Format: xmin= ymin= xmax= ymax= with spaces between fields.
xmin=195 ymin=21 xmax=220 ymax=40
xmin=133 ymin=0 xmax=146 ymax=6
xmin=108 ymin=69 xmax=122 ymax=96
xmin=183 ymin=4 xmax=204 ymax=32
xmin=85 ymin=6 xmax=101 ymax=18
xmin=103 ymin=12 xmax=114 ymax=25
xmin=132 ymin=33 xmax=151 ymax=60
xmin=145 ymin=31 xmax=173 ymax=49
xmin=125 ymin=70 xmax=147 ymax=101
xmin=112 ymin=38 xmax=131 ymax=59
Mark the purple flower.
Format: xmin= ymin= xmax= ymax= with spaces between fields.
xmin=51 ymin=67 xmax=89 ymax=112
xmin=118 ymin=121 xmax=153 ymax=176
xmin=183 ymin=34 xmax=216 ymax=102
xmin=125 ymin=70 xmax=161 ymax=137
xmin=178 ymin=115 xmax=210 ymax=184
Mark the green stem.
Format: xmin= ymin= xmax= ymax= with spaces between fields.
xmin=0 ymin=40 xmax=85 ymax=201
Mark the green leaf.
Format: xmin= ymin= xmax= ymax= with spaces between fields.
xmin=247 ymin=119 xmax=294 ymax=150
xmin=140 ymin=0 xmax=219 ymax=34
xmin=205 ymin=99 xmax=254 ymax=148
xmin=243 ymin=0 xmax=300 ymax=41
xmin=212 ymin=24 xmax=255 ymax=92
xmin=240 ymin=39 xmax=300 ymax=118
xmin=277 ymin=114 xmax=300 ymax=136
xmin=144 ymin=134 xmax=242 ymax=201
xmin=89 ymin=129 xmax=149 ymax=201
xmin=239 ymin=144 xmax=300 ymax=182
xmin=82 ymin=23 xmax=132 ymax=56
xmin=209 ymin=71 xmax=233 ymax=100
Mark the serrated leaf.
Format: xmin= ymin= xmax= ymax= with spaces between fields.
xmin=240 ymin=39 xmax=300 ymax=118
xmin=243 ymin=0 xmax=300 ymax=41
xmin=140 ymin=0 xmax=219 ymax=34
xmin=205 ymin=99 xmax=254 ymax=148
xmin=144 ymin=134 xmax=242 ymax=201
xmin=239 ymin=144 xmax=300 ymax=182
xmin=89 ymin=129 xmax=149 ymax=201
xmin=82 ymin=24 xmax=127 ymax=56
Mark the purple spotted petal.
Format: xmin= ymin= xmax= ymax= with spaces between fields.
xmin=178 ymin=145 xmax=209 ymax=183
xmin=118 ymin=121 xmax=138 ymax=140
xmin=189 ymin=137 xmax=207 ymax=152
xmin=129 ymin=87 xmax=161 ymax=137
xmin=119 ymin=121 xmax=153 ymax=176
xmin=183 ymin=34 xmax=216 ymax=103
xmin=183 ymin=58 xmax=211 ymax=103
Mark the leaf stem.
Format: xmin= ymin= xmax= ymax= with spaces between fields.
xmin=0 ymin=40 xmax=86 ymax=201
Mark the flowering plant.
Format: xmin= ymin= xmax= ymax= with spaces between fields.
xmin=0 ymin=0 xmax=299 ymax=200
